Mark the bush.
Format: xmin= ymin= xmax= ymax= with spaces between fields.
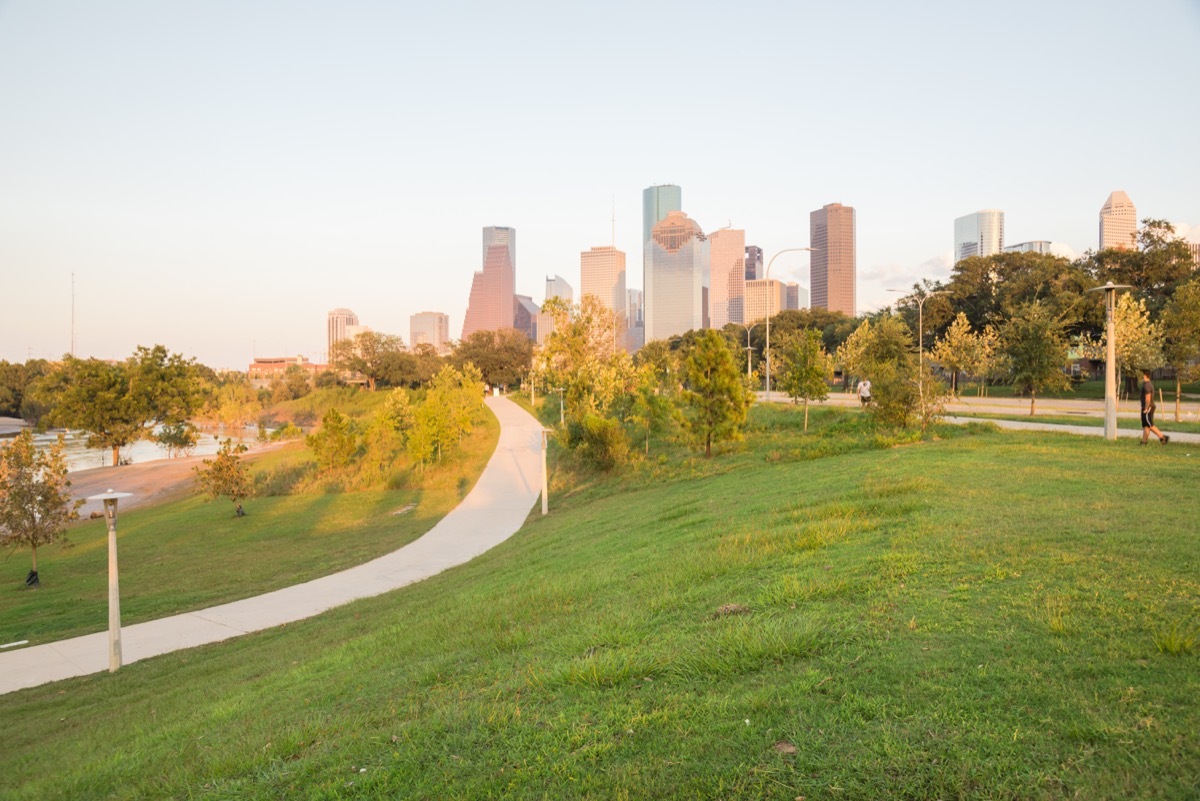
xmin=576 ymin=413 xmax=628 ymax=472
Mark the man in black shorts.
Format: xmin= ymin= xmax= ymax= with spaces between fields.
xmin=1140 ymin=369 xmax=1169 ymax=445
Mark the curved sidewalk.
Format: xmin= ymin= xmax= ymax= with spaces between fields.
xmin=0 ymin=396 xmax=545 ymax=696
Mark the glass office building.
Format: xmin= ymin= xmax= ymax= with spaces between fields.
xmin=953 ymin=210 xmax=1004 ymax=262
xmin=708 ymin=228 xmax=746 ymax=329
xmin=645 ymin=210 xmax=709 ymax=341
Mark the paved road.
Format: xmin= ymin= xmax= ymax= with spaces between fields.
xmin=0 ymin=396 xmax=544 ymax=696
xmin=759 ymin=390 xmax=1200 ymax=420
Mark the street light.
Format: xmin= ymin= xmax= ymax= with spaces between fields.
xmin=86 ymin=489 xmax=133 ymax=673
xmin=1086 ymin=281 xmax=1133 ymax=440
xmin=736 ymin=321 xmax=760 ymax=383
xmin=554 ymin=387 xmax=565 ymax=426
xmin=541 ymin=428 xmax=554 ymax=515
xmin=764 ymin=248 xmax=818 ymax=402
xmin=887 ymin=288 xmax=950 ymax=425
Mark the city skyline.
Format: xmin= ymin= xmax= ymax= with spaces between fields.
xmin=1 ymin=2 xmax=1197 ymax=368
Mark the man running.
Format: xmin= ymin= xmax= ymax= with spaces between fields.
xmin=1140 ymin=369 xmax=1169 ymax=445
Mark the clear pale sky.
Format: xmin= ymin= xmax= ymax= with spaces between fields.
xmin=2 ymin=0 xmax=1197 ymax=369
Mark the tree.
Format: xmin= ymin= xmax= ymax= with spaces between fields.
xmin=777 ymin=329 xmax=832 ymax=432
xmin=680 ymin=330 xmax=753 ymax=457
xmin=153 ymin=422 xmax=200 ymax=458
xmin=330 ymin=331 xmax=405 ymax=391
xmin=1090 ymin=220 xmax=1195 ymax=312
xmin=0 ymin=430 xmax=82 ymax=584
xmin=1105 ymin=293 xmax=1164 ymax=394
xmin=408 ymin=365 xmax=485 ymax=466
xmin=47 ymin=346 xmax=199 ymax=466
xmin=194 ymin=439 xmax=252 ymax=514
xmin=1000 ymin=303 xmax=1071 ymax=415
xmin=1162 ymin=280 xmax=1200 ymax=421
xmin=307 ymin=408 xmax=359 ymax=472
xmin=451 ymin=328 xmax=533 ymax=390
xmin=626 ymin=364 xmax=676 ymax=456
xmin=930 ymin=313 xmax=1000 ymax=396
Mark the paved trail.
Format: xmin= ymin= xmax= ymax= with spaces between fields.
xmin=0 ymin=396 xmax=543 ymax=696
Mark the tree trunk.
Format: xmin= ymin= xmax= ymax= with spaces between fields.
xmin=804 ymin=398 xmax=810 ymax=432
xmin=705 ymin=433 xmax=712 ymax=458
xmin=1176 ymin=378 xmax=1182 ymax=423
xmin=1030 ymin=390 xmax=1036 ymax=416
xmin=112 ymin=445 xmax=120 ymax=466
xmin=30 ymin=544 xmax=38 ymax=572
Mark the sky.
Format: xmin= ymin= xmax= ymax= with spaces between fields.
xmin=1 ymin=0 xmax=1198 ymax=369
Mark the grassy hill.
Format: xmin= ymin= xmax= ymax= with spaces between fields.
xmin=2 ymin=405 xmax=1197 ymax=799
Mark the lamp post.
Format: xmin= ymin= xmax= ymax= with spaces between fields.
xmin=554 ymin=387 xmax=565 ymax=426
xmin=888 ymin=288 xmax=949 ymax=425
xmin=764 ymin=248 xmax=817 ymax=402
xmin=1086 ymin=281 xmax=1132 ymax=440
xmin=87 ymin=489 xmax=132 ymax=672
xmin=736 ymin=321 xmax=759 ymax=383
xmin=541 ymin=428 xmax=553 ymax=514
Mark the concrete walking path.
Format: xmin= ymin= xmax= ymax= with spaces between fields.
xmin=0 ymin=396 xmax=544 ymax=696
xmin=944 ymin=415 xmax=1200 ymax=443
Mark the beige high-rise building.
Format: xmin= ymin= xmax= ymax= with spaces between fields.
xmin=1100 ymin=191 xmax=1137 ymax=251
xmin=410 ymin=312 xmax=450 ymax=354
xmin=327 ymin=308 xmax=359 ymax=360
xmin=744 ymin=279 xmax=787 ymax=325
xmin=580 ymin=246 xmax=627 ymax=319
xmin=810 ymin=203 xmax=856 ymax=316
xmin=708 ymin=228 xmax=746 ymax=329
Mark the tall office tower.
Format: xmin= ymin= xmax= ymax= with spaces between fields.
xmin=953 ymin=210 xmax=1004 ymax=262
xmin=744 ymin=279 xmax=787 ymax=325
xmin=545 ymin=274 xmax=574 ymax=304
xmin=1188 ymin=242 xmax=1200 ymax=270
xmin=626 ymin=288 xmax=645 ymax=352
xmin=810 ymin=202 xmax=857 ymax=316
xmin=580 ymin=246 xmax=627 ymax=320
xmin=538 ymin=275 xmax=574 ymax=345
xmin=785 ymin=282 xmax=805 ymax=310
xmin=708 ymin=228 xmax=746 ymax=329
xmin=514 ymin=295 xmax=540 ymax=342
xmin=327 ymin=308 xmax=359 ymax=359
xmin=1099 ymin=191 xmax=1137 ymax=251
xmin=1003 ymin=241 xmax=1053 ymax=254
xmin=410 ymin=311 xmax=450 ymax=354
xmin=645 ymin=210 xmax=709 ymax=341
xmin=643 ymin=184 xmax=682 ymax=247
xmin=462 ymin=226 xmax=516 ymax=339
xmin=745 ymin=245 xmax=763 ymax=281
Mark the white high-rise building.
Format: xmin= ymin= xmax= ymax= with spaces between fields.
xmin=538 ymin=275 xmax=574 ymax=345
xmin=708 ymin=228 xmax=746 ymax=329
xmin=645 ymin=210 xmax=708 ymax=341
xmin=745 ymin=279 xmax=787 ymax=325
xmin=327 ymin=308 xmax=359 ymax=360
xmin=1099 ymin=191 xmax=1137 ymax=251
xmin=954 ymin=210 xmax=1005 ymax=262
xmin=410 ymin=312 xmax=450 ymax=354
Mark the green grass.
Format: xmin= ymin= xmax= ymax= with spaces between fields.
xmin=957 ymin=378 xmax=1200 ymax=402
xmin=2 ymin=405 xmax=1199 ymax=799
xmin=0 ymin=410 xmax=499 ymax=645
xmin=949 ymin=411 xmax=1200 ymax=434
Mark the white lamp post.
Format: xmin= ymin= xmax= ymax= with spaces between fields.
xmin=87 ymin=489 xmax=132 ymax=672
xmin=764 ymin=248 xmax=817 ymax=402
xmin=736 ymin=321 xmax=759 ymax=383
xmin=1086 ymin=281 xmax=1132 ymax=440
xmin=541 ymin=428 xmax=553 ymax=515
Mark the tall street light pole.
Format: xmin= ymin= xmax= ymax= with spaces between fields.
xmin=737 ymin=321 xmax=759 ymax=383
xmin=87 ymin=489 xmax=132 ymax=673
xmin=888 ymin=288 xmax=949 ymax=425
xmin=765 ymin=248 xmax=817 ymax=402
xmin=1086 ymin=281 xmax=1132 ymax=440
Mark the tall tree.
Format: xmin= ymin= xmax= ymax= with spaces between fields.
xmin=0 ymin=431 xmax=82 ymax=584
xmin=1088 ymin=220 xmax=1195 ymax=312
xmin=680 ymin=330 xmax=753 ymax=457
xmin=1161 ymin=280 xmax=1200 ymax=421
xmin=307 ymin=408 xmax=359 ymax=472
xmin=1001 ymin=303 xmax=1072 ymax=415
xmin=451 ymin=328 xmax=533 ymax=389
xmin=1104 ymin=294 xmax=1164 ymax=393
xmin=777 ymin=328 xmax=833 ymax=432
xmin=330 ymin=331 xmax=404 ymax=391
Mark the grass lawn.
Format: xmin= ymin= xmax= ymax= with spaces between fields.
xmin=0 ymin=408 xmax=498 ymax=645
xmin=1 ymin=405 xmax=1198 ymax=799
xmin=959 ymin=379 xmax=1200 ymax=402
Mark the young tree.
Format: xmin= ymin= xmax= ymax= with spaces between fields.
xmin=153 ymin=422 xmax=200 ymax=458
xmin=0 ymin=430 xmax=82 ymax=585
xmin=1162 ymin=281 xmax=1200 ymax=421
xmin=193 ymin=439 xmax=252 ymax=514
xmin=1104 ymin=293 xmax=1164 ymax=394
xmin=931 ymin=313 xmax=982 ymax=396
xmin=330 ymin=331 xmax=405 ymax=391
xmin=680 ymin=330 xmax=753 ymax=457
xmin=408 ymin=365 xmax=485 ymax=465
xmin=777 ymin=329 xmax=832 ymax=432
xmin=626 ymin=363 xmax=677 ymax=456
xmin=307 ymin=408 xmax=359 ymax=472
xmin=1001 ymin=303 xmax=1071 ymax=415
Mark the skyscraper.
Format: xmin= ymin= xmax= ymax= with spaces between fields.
xmin=708 ymin=228 xmax=746 ymax=329
xmin=745 ymin=245 xmax=763 ymax=281
xmin=1099 ymin=191 xmax=1137 ymax=251
xmin=626 ymin=288 xmax=645 ymax=352
xmin=810 ymin=203 xmax=857 ymax=316
xmin=1003 ymin=241 xmax=1054 ymax=254
xmin=462 ymin=226 xmax=516 ymax=339
xmin=410 ymin=311 xmax=450 ymax=354
xmin=744 ymin=279 xmax=787 ymax=325
xmin=538 ymin=275 xmax=574 ymax=345
xmin=642 ymin=184 xmax=682 ymax=247
xmin=327 ymin=308 xmax=359 ymax=360
xmin=953 ymin=210 xmax=1004 ymax=262
xmin=514 ymin=295 xmax=540 ymax=342
xmin=785 ymin=282 xmax=808 ymax=310
xmin=580 ymin=246 xmax=627 ymax=320
xmin=645 ymin=210 xmax=709 ymax=341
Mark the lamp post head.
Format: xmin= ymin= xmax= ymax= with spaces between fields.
xmin=87 ymin=489 xmax=133 ymax=526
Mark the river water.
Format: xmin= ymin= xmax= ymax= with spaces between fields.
xmin=19 ymin=426 xmax=258 ymax=473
